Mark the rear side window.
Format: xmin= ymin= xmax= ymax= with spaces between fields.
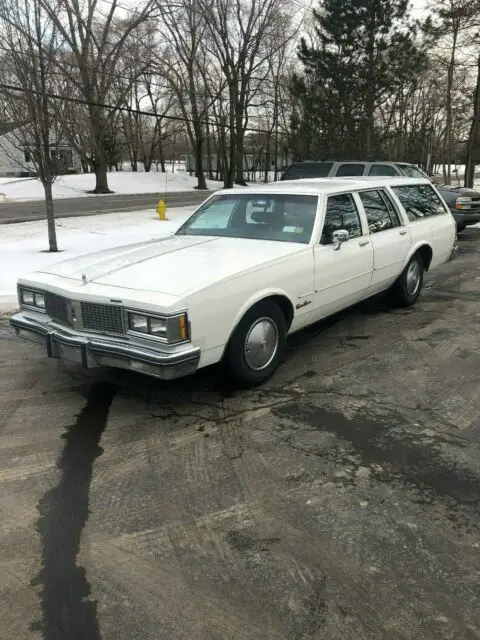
xmin=368 ymin=164 xmax=399 ymax=176
xmin=358 ymin=190 xmax=400 ymax=233
xmin=335 ymin=163 xmax=366 ymax=177
xmin=281 ymin=162 xmax=333 ymax=180
xmin=321 ymin=194 xmax=362 ymax=244
xmin=391 ymin=184 xmax=448 ymax=221
xmin=397 ymin=164 xmax=429 ymax=179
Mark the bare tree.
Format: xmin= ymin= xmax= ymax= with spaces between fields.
xmin=0 ymin=0 xmax=65 ymax=251
xmin=465 ymin=52 xmax=480 ymax=188
xmin=425 ymin=0 xmax=475 ymax=183
xmin=198 ymin=0 xmax=292 ymax=187
xmin=153 ymin=0 xmax=213 ymax=189
xmin=38 ymin=0 xmax=154 ymax=193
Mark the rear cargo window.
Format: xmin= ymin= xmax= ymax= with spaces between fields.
xmin=391 ymin=184 xmax=448 ymax=221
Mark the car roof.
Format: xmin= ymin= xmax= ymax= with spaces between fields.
xmin=285 ymin=160 xmax=405 ymax=165
xmin=215 ymin=176 xmax=431 ymax=197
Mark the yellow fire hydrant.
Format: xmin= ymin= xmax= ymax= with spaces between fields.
xmin=156 ymin=199 xmax=167 ymax=220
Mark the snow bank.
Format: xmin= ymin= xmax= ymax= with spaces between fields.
xmin=0 ymin=171 xmax=223 ymax=202
xmin=0 ymin=207 xmax=194 ymax=313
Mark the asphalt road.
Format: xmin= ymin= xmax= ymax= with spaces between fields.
xmin=1 ymin=229 xmax=480 ymax=639
xmin=0 ymin=190 xmax=210 ymax=224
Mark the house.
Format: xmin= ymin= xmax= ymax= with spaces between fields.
xmin=0 ymin=122 xmax=81 ymax=177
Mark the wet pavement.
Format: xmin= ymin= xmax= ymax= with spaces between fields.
xmin=1 ymin=228 xmax=480 ymax=640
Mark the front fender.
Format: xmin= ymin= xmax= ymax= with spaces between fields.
xmin=229 ymin=287 xmax=295 ymax=337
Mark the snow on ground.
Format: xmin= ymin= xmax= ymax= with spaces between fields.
xmin=0 ymin=206 xmax=194 ymax=313
xmin=0 ymin=171 xmax=223 ymax=202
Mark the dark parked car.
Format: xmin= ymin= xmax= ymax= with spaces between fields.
xmin=280 ymin=161 xmax=480 ymax=232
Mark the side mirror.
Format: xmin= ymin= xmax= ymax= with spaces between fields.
xmin=332 ymin=229 xmax=349 ymax=250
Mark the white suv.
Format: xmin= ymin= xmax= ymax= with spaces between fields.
xmin=281 ymin=161 xmax=480 ymax=232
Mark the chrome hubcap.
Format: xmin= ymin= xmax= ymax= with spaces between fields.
xmin=244 ymin=317 xmax=279 ymax=371
xmin=406 ymin=260 xmax=421 ymax=296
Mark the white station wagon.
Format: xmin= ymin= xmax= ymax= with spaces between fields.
xmin=11 ymin=177 xmax=457 ymax=387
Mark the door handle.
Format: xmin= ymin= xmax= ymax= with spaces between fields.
xmin=399 ymin=230 xmax=408 ymax=236
xmin=359 ymin=240 xmax=370 ymax=246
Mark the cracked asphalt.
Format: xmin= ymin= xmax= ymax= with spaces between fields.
xmin=1 ymin=228 xmax=480 ymax=640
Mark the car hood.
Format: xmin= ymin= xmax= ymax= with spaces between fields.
xmin=438 ymin=185 xmax=480 ymax=197
xmin=37 ymin=234 xmax=304 ymax=296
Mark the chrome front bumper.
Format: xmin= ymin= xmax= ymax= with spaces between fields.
xmin=10 ymin=313 xmax=201 ymax=381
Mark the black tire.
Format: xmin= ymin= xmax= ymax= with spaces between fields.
xmin=391 ymin=253 xmax=424 ymax=308
xmin=223 ymin=300 xmax=287 ymax=389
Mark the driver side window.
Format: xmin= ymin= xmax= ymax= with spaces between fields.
xmin=321 ymin=194 xmax=362 ymax=245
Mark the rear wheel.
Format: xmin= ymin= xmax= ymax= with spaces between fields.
xmin=223 ymin=300 xmax=287 ymax=388
xmin=391 ymin=253 xmax=424 ymax=307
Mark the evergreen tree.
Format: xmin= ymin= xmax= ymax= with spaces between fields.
xmin=291 ymin=0 xmax=426 ymax=159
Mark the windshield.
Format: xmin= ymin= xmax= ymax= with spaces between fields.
xmin=175 ymin=193 xmax=319 ymax=244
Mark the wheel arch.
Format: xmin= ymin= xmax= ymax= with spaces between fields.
xmin=404 ymin=243 xmax=433 ymax=272
xmin=221 ymin=290 xmax=295 ymax=360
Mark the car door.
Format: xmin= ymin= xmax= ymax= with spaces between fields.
xmin=313 ymin=192 xmax=374 ymax=318
xmin=355 ymin=188 xmax=411 ymax=294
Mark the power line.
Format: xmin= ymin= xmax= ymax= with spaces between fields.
xmin=0 ymin=80 xmax=287 ymax=136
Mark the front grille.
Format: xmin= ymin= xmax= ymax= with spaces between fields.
xmin=45 ymin=293 xmax=70 ymax=326
xmin=80 ymin=302 xmax=125 ymax=335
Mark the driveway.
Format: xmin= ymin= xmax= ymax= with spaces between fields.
xmin=1 ymin=229 xmax=480 ymax=640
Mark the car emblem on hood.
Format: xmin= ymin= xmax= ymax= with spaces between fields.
xmin=82 ymin=273 xmax=87 ymax=284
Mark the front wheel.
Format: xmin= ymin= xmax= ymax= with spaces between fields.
xmin=390 ymin=253 xmax=424 ymax=308
xmin=223 ymin=300 xmax=287 ymax=389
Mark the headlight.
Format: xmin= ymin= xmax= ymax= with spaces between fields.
xmin=21 ymin=290 xmax=35 ymax=306
xmin=34 ymin=293 xmax=45 ymax=309
xmin=19 ymin=288 xmax=46 ymax=312
xmin=148 ymin=317 xmax=167 ymax=336
xmin=128 ymin=313 xmax=149 ymax=333
xmin=127 ymin=311 xmax=188 ymax=343
xmin=455 ymin=197 xmax=472 ymax=210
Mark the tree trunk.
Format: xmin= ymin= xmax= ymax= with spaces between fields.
xmin=43 ymin=180 xmax=58 ymax=252
xmin=225 ymin=115 xmax=235 ymax=189
xmin=206 ymin=133 xmax=214 ymax=180
xmin=224 ymin=86 xmax=236 ymax=188
xmin=273 ymin=89 xmax=279 ymax=182
xmin=465 ymin=53 xmax=480 ymax=189
xmin=264 ymin=140 xmax=270 ymax=183
xmin=365 ymin=2 xmax=377 ymax=159
xmin=159 ymin=140 xmax=166 ymax=173
xmin=205 ymin=115 xmax=214 ymax=180
xmin=234 ymin=104 xmax=247 ymax=185
xmin=445 ymin=24 xmax=459 ymax=186
xmin=194 ymin=137 xmax=207 ymax=190
xmin=91 ymin=145 xmax=112 ymax=193
xmin=217 ymin=124 xmax=227 ymax=182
